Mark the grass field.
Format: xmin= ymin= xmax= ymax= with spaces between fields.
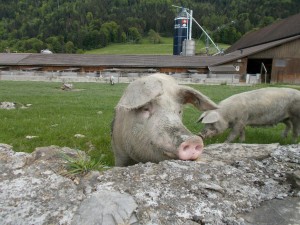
xmin=85 ymin=37 xmax=229 ymax=55
xmin=0 ymin=81 xmax=299 ymax=167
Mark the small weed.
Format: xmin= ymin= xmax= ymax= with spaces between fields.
xmin=61 ymin=151 xmax=107 ymax=175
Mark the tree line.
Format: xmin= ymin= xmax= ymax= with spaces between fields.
xmin=0 ymin=0 xmax=299 ymax=54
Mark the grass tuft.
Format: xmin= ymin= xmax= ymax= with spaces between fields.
xmin=61 ymin=150 xmax=107 ymax=175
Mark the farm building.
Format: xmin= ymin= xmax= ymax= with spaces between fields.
xmin=220 ymin=13 xmax=300 ymax=84
xmin=0 ymin=13 xmax=299 ymax=84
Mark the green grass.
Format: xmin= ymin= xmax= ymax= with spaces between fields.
xmin=0 ymin=81 xmax=127 ymax=165
xmin=85 ymin=37 xmax=229 ymax=55
xmin=0 ymin=81 xmax=299 ymax=167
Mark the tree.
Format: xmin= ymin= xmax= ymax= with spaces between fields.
xmin=99 ymin=27 xmax=109 ymax=47
xmin=148 ymin=29 xmax=162 ymax=44
xmin=0 ymin=40 xmax=10 ymax=53
xmin=259 ymin=16 xmax=275 ymax=28
xmin=101 ymin=21 xmax=120 ymax=43
xmin=1 ymin=0 xmax=300 ymax=52
xmin=46 ymin=36 xmax=64 ymax=53
xmin=0 ymin=21 xmax=8 ymax=40
xmin=128 ymin=27 xmax=142 ymax=43
xmin=83 ymin=30 xmax=101 ymax=49
xmin=65 ymin=41 xmax=75 ymax=53
xmin=218 ymin=26 xmax=241 ymax=45
xmin=120 ymin=32 xmax=127 ymax=43
xmin=23 ymin=38 xmax=45 ymax=53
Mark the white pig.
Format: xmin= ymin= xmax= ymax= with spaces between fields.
xmin=111 ymin=73 xmax=217 ymax=166
xmin=198 ymin=87 xmax=300 ymax=143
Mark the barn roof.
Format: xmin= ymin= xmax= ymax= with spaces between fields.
xmin=225 ymin=13 xmax=300 ymax=53
xmin=0 ymin=53 xmax=237 ymax=69
xmin=0 ymin=53 xmax=31 ymax=64
xmin=0 ymin=31 xmax=297 ymax=70
xmin=214 ymin=35 xmax=300 ymax=66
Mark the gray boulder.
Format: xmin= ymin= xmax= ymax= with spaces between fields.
xmin=0 ymin=143 xmax=299 ymax=225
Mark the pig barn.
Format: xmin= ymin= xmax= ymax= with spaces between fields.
xmin=221 ymin=13 xmax=300 ymax=84
xmin=0 ymin=13 xmax=299 ymax=84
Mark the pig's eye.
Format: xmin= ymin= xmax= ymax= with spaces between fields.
xmin=143 ymin=106 xmax=150 ymax=112
xmin=138 ymin=104 xmax=152 ymax=119
xmin=179 ymin=110 xmax=182 ymax=114
xmin=140 ymin=102 xmax=152 ymax=112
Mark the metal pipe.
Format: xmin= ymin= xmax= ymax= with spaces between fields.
xmin=261 ymin=62 xmax=267 ymax=84
xmin=191 ymin=16 xmax=221 ymax=54
xmin=189 ymin=10 xmax=193 ymax=40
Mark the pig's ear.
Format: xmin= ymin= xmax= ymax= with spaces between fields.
xmin=117 ymin=78 xmax=163 ymax=110
xmin=178 ymin=86 xmax=218 ymax=111
xmin=197 ymin=111 xmax=220 ymax=123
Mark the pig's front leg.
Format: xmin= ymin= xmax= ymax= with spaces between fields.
xmin=226 ymin=122 xmax=245 ymax=143
xmin=113 ymin=146 xmax=137 ymax=167
xmin=239 ymin=129 xmax=246 ymax=142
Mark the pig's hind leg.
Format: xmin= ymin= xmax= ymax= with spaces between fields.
xmin=291 ymin=119 xmax=300 ymax=143
xmin=290 ymin=103 xmax=300 ymax=143
xmin=281 ymin=119 xmax=292 ymax=138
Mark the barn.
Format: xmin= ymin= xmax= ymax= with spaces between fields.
xmin=0 ymin=13 xmax=299 ymax=84
xmin=218 ymin=13 xmax=300 ymax=84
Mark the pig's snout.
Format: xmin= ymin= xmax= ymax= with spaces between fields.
xmin=199 ymin=128 xmax=217 ymax=139
xmin=177 ymin=136 xmax=203 ymax=160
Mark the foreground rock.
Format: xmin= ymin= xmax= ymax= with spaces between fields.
xmin=0 ymin=143 xmax=299 ymax=225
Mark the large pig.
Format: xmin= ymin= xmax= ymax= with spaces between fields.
xmin=198 ymin=87 xmax=300 ymax=143
xmin=111 ymin=73 xmax=217 ymax=166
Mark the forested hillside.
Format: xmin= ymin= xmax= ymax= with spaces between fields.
xmin=0 ymin=0 xmax=299 ymax=54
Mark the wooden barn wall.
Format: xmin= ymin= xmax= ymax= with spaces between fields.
xmin=4 ymin=65 xmax=208 ymax=75
xmin=250 ymin=39 xmax=300 ymax=59
xmin=248 ymin=39 xmax=300 ymax=84
xmin=271 ymin=58 xmax=300 ymax=84
xmin=159 ymin=68 xmax=207 ymax=73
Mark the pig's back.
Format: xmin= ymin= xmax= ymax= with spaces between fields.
xmin=219 ymin=87 xmax=300 ymax=125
